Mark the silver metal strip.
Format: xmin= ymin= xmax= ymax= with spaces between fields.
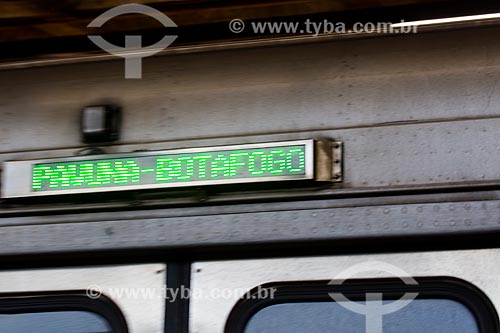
xmin=3 ymin=27 xmax=500 ymax=157
xmin=1 ymin=139 xmax=314 ymax=198
xmin=5 ymin=116 xmax=500 ymax=199
xmin=0 ymin=197 xmax=499 ymax=255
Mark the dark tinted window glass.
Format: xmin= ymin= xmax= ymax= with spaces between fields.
xmin=0 ymin=311 xmax=112 ymax=333
xmin=246 ymin=299 xmax=479 ymax=333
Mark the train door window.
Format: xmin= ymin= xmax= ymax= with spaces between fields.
xmin=0 ymin=311 xmax=112 ymax=333
xmin=225 ymin=278 xmax=499 ymax=333
xmin=245 ymin=299 xmax=478 ymax=333
xmin=0 ymin=292 xmax=128 ymax=333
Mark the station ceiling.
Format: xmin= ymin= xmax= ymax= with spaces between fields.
xmin=1 ymin=0 xmax=499 ymax=62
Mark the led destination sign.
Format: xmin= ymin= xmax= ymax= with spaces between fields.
xmin=33 ymin=144 xmax=307 ymax=191
xmin=2 ymin=140 xmax=315 ymax=198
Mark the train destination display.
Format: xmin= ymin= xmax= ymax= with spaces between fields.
xmin=2 ymin=140 xmax=315 ymax=198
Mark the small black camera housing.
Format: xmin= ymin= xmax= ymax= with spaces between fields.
xmin=80 ymin=105 xmax=121 ymax=144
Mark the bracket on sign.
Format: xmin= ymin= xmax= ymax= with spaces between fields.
xmin=314 ymin=141 xmax=343 ymax=182
xmin=333 ymin=142 xmax=343 ymax=182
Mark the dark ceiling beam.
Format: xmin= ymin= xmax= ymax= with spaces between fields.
xmin=1 ymin=0 xmax=499 ymax=61
xmin=0 ymin=0 xmax=348 ymax=43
